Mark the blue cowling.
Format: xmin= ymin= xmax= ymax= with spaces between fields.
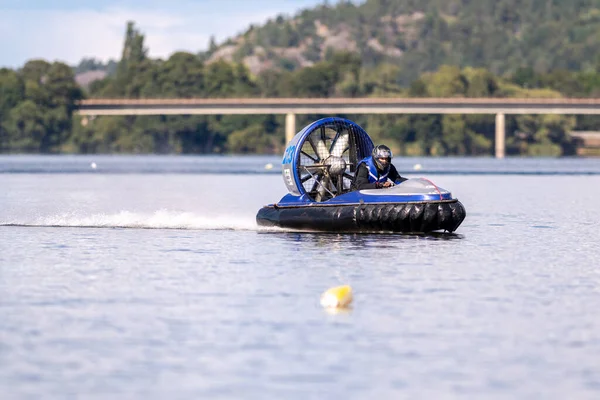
xmin=281 ymin=117 xmax=373 ymax=199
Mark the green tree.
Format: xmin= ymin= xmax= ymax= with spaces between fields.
xmin=4 ymin=100 xmax=46 ymax=152
xmin=112 ymin=21 xmax=148 ymax=97
xmin=463 ymin=67 xmax=499 ymax=97
xmin=204 ymin=60 xmax=237 ymax=97
xmin=153 ymin=52 xmax=204 ymax=98
xmin=360 ymin=63 xmax=403 ymax=96
xmin=0 ymin=69 xmax=25 ymax=151
xmin=424 ymin=65 xmax=468 ymax=97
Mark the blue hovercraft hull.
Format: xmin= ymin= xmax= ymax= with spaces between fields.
xmin=257 ymin=117 xmax=467 ymax=233
xmin=256 ymin=178 xmax=466 ymax=233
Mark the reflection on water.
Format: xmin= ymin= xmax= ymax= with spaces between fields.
xmin=322 ymin=306 xmax=353 ymax=316
xmin=260 ymin=231 xmax=464 ymax=247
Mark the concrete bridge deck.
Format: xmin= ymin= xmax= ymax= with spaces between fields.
xmin=75 ymin=97 xmax=600 ymax=158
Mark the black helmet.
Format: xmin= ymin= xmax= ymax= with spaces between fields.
xmin=372 ymin=144 xmax=392 ymax=170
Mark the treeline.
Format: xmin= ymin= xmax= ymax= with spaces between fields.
xmin=2 ymin=21 xmax=600 ymax=156
xmin=0 ymin=61 xmax=82 ymax=153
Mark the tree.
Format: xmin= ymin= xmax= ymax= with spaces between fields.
xmin=154 ymin=52 xmax=204 ymax=98
xmin=20 ymin=60 xmax=52 ymax=106
xmin=463 ymin=67 xmax=499 ymax=97
xmin=360 ymin=63 xmax=403 ymax=96
xmin=113 ymin=21 xmax=148 ymax=97
xmin=208 ymin=35 xmax=218 ymax=53
xmin=424 ymin=65 xmax=468 ymax=97
xmin=0 ymin=69 xmax=25 ymax=151
xmin=204 ymin=60 xmax=236 ymax=97
xmin=4 ymin=100 xmax=46 ymax=152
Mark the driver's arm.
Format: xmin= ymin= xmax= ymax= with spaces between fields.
xmin=389 ymin=164 xmax=407 ymax=184
xmin=352 ymin=164 xmax=378 ymax=190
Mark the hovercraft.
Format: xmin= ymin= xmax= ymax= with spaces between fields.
xmin=256 ymin=117 xmax=466 ymax=233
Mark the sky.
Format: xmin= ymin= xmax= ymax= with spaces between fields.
xmin=0 ymin=0 xmax=338 ymax=68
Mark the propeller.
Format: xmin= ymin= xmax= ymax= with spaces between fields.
xmin=298 ymin=126 xmax=353 ymax=201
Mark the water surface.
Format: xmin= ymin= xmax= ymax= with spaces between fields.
xmin=1 ymin=155 xmax=600 ymax=399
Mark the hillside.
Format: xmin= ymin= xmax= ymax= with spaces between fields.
xmin=203 ymin=0 xmax=600 ymax=83
xmin=5 ymin=1 xmax=599 ymax=157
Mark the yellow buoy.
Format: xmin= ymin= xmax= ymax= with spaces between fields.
xmin=265 ymin=163 xmax=273 ymax=170
xmin=320 ymin=285 xmax=353 ymax=309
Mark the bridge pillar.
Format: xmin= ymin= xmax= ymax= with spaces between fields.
xmin=495 ymin=113 xmax=505 ymax=159
xmin=285 ymin=113 xmax=296 ymax=145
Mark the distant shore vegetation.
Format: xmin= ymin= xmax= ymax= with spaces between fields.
xmin=3 ymin=11 xmax=600 ymax=156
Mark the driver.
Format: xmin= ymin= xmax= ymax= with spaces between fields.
xmin=351 ymin=144 xmax=407 ymax=190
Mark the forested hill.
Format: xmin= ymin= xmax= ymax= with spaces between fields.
xmin=205 ymin=0 xmax=600 ymax=83
xmin=4 ymin=0 xmax=600 ymax=156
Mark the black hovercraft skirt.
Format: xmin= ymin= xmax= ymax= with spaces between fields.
xmin=256 ymin=199 xmax=466 ymax=233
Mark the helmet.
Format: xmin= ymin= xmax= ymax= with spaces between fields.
xmin=372 ymin=144 xmax=392 ymax=170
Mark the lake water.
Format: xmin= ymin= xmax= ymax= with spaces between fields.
xmin=1 ymin=155 xmax=600 ymax=399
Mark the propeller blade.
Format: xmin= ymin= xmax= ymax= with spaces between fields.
xmin=316 ymin=175 xmax=331 ymax=202
xmin=308 ymin=133 xmax=330 ymax=161
xmin=310 ymin=171 xmax=325 ymax=193
xmin=316 ymin=140 xmax=330 ymax=160
xmin=300 ymin=150 xmax=318 ymax=162
xmin=330 ymin=131 xmax=349 ymax=157
xmin=301 ymin=174 xmax=313 ymax=183
xmin=307 ymin=139 xmax=320 ymax=158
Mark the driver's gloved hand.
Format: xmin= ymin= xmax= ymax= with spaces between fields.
xmin=375 ymin=182 xmax=383 ymax=188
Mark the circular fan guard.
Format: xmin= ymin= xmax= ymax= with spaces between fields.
xmin=282 ymin=117 xmax=373 ymax=202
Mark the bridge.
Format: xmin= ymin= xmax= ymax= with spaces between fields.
xmin=76 ymin=97 xmax=600 ymax=158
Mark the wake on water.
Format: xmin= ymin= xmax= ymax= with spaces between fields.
xmin=1 ymin=210 xmax=463 ymax=238
xmin=0 ymin=209 xmax=264 ymax=231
